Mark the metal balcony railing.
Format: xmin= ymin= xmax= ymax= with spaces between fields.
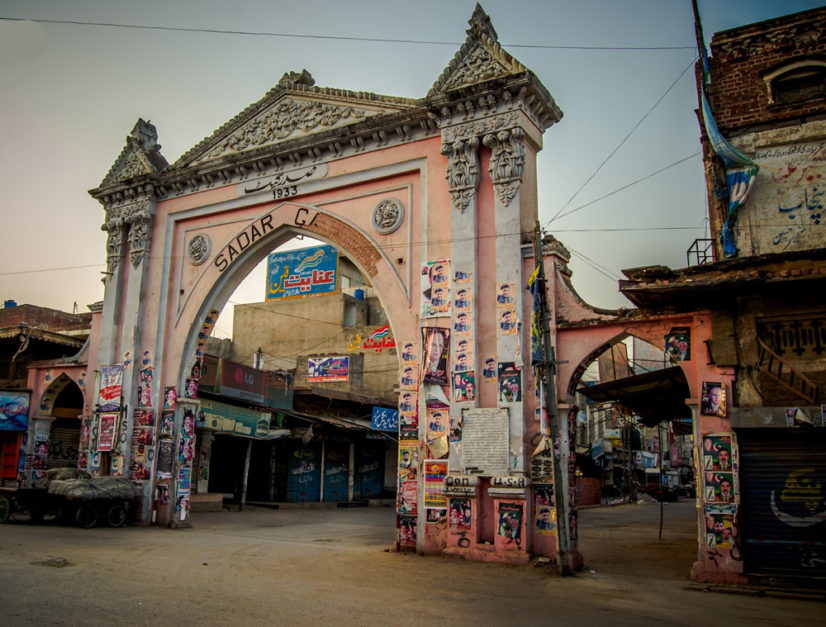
xmin=686 ymin=238 xmax=714 ymax=267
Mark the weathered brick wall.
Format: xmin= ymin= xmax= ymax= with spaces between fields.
xmin=576 ymin=476 xmax=601 ymax=506
xmin=0 ymin=304 xmax=91 ymax=332
xmin=708 ymin=7 xmax=826 ymax=134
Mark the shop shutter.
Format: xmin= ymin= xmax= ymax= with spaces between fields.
xmin=286 ymin=446 xmax=321 ymax=502
xmin=48 ymin=419 xmax=82 ymax=469
xmin=739 ymin=430 xmax=826 ymax=577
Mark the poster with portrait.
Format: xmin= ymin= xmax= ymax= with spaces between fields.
xmin=452 ymin=310 xmax=472 ymax=336
xmin=426 ymin=404 xmax=448 ymax=440
xmin=704 ymin=504 xmax=738 ymax=549
xmin=426 ymin=508 xmax=447 ymax=523
xmin=399 ymin=411 xmax=418 ymax=440
xmin=452 ymin=371 xmax=476 ymax=402
xmin=160 ymin=411 xmax=174 ymax=437
xmin=701 ymin=381 xmax=726 ymax=417
xmin=399 ymin=515 xmax=417 ymax=547
xmin=454 ymin=285 xmax=472 ymax=312
xmin=398 ymin=440 xmax=418 ymax=481
xmin=498 ymin=362 xmax=522 ymax=402
xmin=99 ymin=365 xmax=124 ymax=412
xmin=534 ymin=486 xmax=556 ymax=535
xmin=424 ymin=460 xmax=448 ymax=509
xmin=163 ymin=386 xmax=177 ymax=410
xmin=453 ymin=337 xmax=473 ymax=370
xmin=137 ymin=367 xmax=153 ymax=408
xmin=420 ymin=260 xmax=451 ymax=318
xmin=398 ymin=479 xmax=418 ymax=515
xmin=399 ymin=363 xmax=418 ymax=389
xmin=665 ymin=327 xmax=691 ymax=361
xmin=98 ymin=413 xmax=119 ymax=452
xmin=449 ymin=498 xmax=472 ymax=532
xmin=704 ymin=471 xmax=735 ymax=504
xmin=400 ymin=341 xmax=418 ymax=365
xmin=497 ymin=306 xmax=518 ymax=336
xmin=497 ymin=502 xmax=523 ymax=540
xmin=421 ymin=327 xmax=450 ymax=385
xmin=702 ymin=434 xmax=734 ymax=471
xmin=482 ymin=357 xmax=497 ymax=381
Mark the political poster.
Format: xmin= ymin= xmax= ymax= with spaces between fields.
xmin=308 ymin=357 xmax=350 ymax=382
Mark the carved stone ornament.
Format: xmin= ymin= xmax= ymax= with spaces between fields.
xmin=101 ymin=217 xmax=125 ymax=275
xmin=125 ymin=203 xmax=154 ymax=268
xmin=443 ymin=43 xmax=513 ymax=92
xmin=188 ymin=234 xmax=212 ymax=265
xmin=483 ymin=127 xmax=525 ymax=207
xmin=208 ymin=99 xmax=370 ymax=159
xmin=371 ymin=198 xmax=404 ymax=235
xmin=441 ymin=136 xmax=480 ymax=213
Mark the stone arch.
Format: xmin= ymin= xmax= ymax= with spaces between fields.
xmin=173 ymin=200 xmax=415 ymax=392
xmin=39 ymin=372 xmax=84 ymax=417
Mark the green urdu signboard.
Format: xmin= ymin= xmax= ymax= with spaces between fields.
xmin=198 ymin=398 xmax=270 ymax=438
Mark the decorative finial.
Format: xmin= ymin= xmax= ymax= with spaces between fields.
xmin=467 ymin=4 xmax=498 ymax=42
xmin=277 ymin=69 xmax=316 ymax=88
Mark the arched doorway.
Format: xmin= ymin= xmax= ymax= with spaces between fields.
xmin=39 ymin=374 xmax=84 ymax=470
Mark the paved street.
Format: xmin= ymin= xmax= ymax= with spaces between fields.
xmin=0 ymin=500 xmax=822 ymax=626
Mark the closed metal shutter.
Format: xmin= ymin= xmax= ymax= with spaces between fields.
xmin=48 ymin=419 xmax=82 ymax=469
xmin=739 ymin=430 xmax=826 ymax=577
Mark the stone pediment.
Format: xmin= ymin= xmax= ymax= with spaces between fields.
xmin=175 ymin=70 xmax=415 ymax=168
xmin=99 ymin=118 xmax=169 ymax=187
xmin=428 ymin=4 xmax=528 ymax=97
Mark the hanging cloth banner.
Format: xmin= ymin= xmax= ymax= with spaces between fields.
xmin=700 ymin=91 xmax=759 ymax=257
xmin=526 ymin=266 xmax=544 ymax=366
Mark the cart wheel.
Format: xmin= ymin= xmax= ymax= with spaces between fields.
xmin=0 ymin=496 xmax=10 ymax=524
xmin=75 ymin=504 xmax=97 ymax=529
xmin=107 ymin=503 xmax=127 ymax=528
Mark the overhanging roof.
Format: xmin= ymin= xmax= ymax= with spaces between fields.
xmin=578 ymin=366 xmax=691 ymax=427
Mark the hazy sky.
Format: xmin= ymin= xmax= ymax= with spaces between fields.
xmin=0 ymin=0 xmax=820 ymax=337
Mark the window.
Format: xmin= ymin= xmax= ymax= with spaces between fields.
xmin=764 ymin=61 xmax=826 ymax=106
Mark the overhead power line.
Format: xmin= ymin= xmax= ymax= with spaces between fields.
xmin=547 ymin=55 xmax=699 ymax=225
xmin=0 ymin=16 xmax=696 ymax=51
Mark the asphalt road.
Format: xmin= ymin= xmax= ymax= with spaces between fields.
xmin=0 ymin=500 xmax=822 ymax=626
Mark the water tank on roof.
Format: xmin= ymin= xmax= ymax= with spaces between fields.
xmin=3 ymin=300 xmax=17 ymax=308
xmin=353 ymin=289 xmax=365 ymax=301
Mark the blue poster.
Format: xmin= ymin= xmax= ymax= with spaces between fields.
xmin=266 ymin=244 xmax=339 ymax=300
xmin=371 ymin=406 xmax=399 ymax=432
xmin=0 ymin=390 xmax=29 ymax=431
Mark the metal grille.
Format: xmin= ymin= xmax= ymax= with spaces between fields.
xmin=739 ymin=430 xmax=826 ymax=577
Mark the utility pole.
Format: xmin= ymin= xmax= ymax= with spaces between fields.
xmin=533 ymin=221 xmax=571 ymax=575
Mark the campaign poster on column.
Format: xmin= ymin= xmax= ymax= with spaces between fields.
xmin=98 ymin=413 xmax=119 ymax=452
xmin=399 ymin=515 xmax=417 ymax=547
xmin=421 ymin=327 xmax=450 ymax=384
xmin=267 ymin=244 xmax=339 ymax=300
xmin=399 ymin=441 xmax=418 ymax=481
xmin=99 ymin=365 xmax=123 ymax=412
xmin=420 ymin=260 xmax=451 ymax=318
xmin=398 ymin=479 xmax=418 ymax=515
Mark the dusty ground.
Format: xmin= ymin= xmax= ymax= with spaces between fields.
xmin=0 ymin=499 xmax=822 ymax=626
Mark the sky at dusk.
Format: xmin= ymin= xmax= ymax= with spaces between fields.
xmin=0 ymin=0 xmax=821 ymax=338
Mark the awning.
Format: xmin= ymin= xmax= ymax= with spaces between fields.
xmin=577 ymin=366 xmax=692 ymax=429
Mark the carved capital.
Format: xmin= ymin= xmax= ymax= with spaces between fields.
xmin=483 ymin=127 xmax=525 ymax=206
xmin=441 ymin=136 xmax=480 ymax=213
xmin=124 ymin=203 xmax=155 ymax=268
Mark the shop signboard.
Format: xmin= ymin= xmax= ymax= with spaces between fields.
xmin=215 ymin=360 xmax=265 ymax=404
xmin=308 ymin=357 xmax=349 ymax=382
xmin=198 ymin=398 xmax=270 ymax=438
xmin=266 ymin=244 xmax=339 ymax=300
xmin=0 ymin=390 xmax=29 ymax=431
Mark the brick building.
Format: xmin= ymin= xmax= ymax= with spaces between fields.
xmin=621 ymin=6 xmax=826 ymax=585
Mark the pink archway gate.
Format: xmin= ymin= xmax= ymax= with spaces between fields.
xmin=85 ymin=6 xmax=568 ymax=563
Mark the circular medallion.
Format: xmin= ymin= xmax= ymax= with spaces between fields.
xmin=188 ymin=234 xmax=211 ymax=266
xmin=371 ymin=198 xmax=404 ymax=234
